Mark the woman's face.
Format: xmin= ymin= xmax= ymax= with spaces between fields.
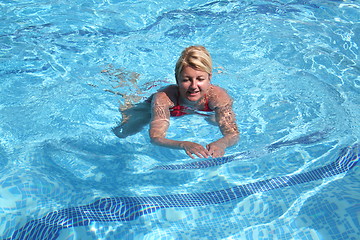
xmin=177 ymin=66 xmax=211 ymax=103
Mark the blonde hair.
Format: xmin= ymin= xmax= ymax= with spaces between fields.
xmin=175 ymin=46 xmax=212 ymax=82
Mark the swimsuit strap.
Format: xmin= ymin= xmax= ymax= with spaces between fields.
xmin=202 ymin=94 xmax=211 ymax=111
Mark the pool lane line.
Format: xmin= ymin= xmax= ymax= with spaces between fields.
xmin=6 ymin=144 xmax=359 ymax=240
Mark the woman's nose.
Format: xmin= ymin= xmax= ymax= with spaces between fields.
xmin=190 ymin=80 xmax=197 ymax=89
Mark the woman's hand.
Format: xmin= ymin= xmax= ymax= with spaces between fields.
xmin=180 ymin=141 xmax=210 ymax=159
xmin=206 ymin=142 xmax=226 ymax=158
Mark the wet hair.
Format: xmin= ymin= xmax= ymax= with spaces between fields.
xmin=174 ymin=46 xmax=212 ymax=82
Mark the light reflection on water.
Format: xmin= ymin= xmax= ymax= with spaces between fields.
xmin=0 ymin=0 xmax=359 ymax=239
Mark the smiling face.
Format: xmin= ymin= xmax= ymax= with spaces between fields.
xmin=177 ymin=66 xmax=211 ymax=103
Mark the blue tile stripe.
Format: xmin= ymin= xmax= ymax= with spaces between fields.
xmin=6 ymin=144 xmax=359 ymax=240
xmin=152 ymin=130 xmax=328 ymax=170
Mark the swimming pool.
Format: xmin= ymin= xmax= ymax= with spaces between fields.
xmin=1 ymin=0 xmax=359 ymax=239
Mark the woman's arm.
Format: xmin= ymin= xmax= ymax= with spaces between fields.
xmin=149 ymin=92 xmax=175 ymax=146
xmin=149 ymin=91 xmax=210 ymax=158
xmin=207 ymin=88 xmax=240 ymax=157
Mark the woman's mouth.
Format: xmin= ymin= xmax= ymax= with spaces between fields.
xmin=187 ymin=91 xmax=200 ymax=96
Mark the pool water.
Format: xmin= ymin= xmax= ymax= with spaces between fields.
xmin=1 ymin=0 xmax=359 ymax=239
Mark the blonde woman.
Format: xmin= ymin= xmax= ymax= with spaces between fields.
xmin=114 ymin=46 xmax=239 ymax=158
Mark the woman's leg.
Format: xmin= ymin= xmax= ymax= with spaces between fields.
xmin=112 ymin=101 xmax=152 ymax=138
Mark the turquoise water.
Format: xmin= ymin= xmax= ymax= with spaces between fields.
xmin=1 ymin=0 xmax=359 ymax=239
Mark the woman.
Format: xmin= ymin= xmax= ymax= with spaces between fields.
xmin=113 ymin=46 xmax=239 ymax=158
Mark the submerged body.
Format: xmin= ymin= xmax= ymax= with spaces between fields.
xmin=150 ymin=76 xmax=239 ymax=158
xmin=114 ymin=46 xmax=239 ymax=158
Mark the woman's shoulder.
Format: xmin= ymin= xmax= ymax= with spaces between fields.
xmin=153 ymin=85 xmax=178 ymax=106
xmin=208 ymin=85 xmax=232 ymax=108
xmin=208 ymin=85 xmax=231 ymax=99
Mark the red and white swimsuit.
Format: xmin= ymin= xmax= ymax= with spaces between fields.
xmin=169 ymin=94 xmax=214 ymax=117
